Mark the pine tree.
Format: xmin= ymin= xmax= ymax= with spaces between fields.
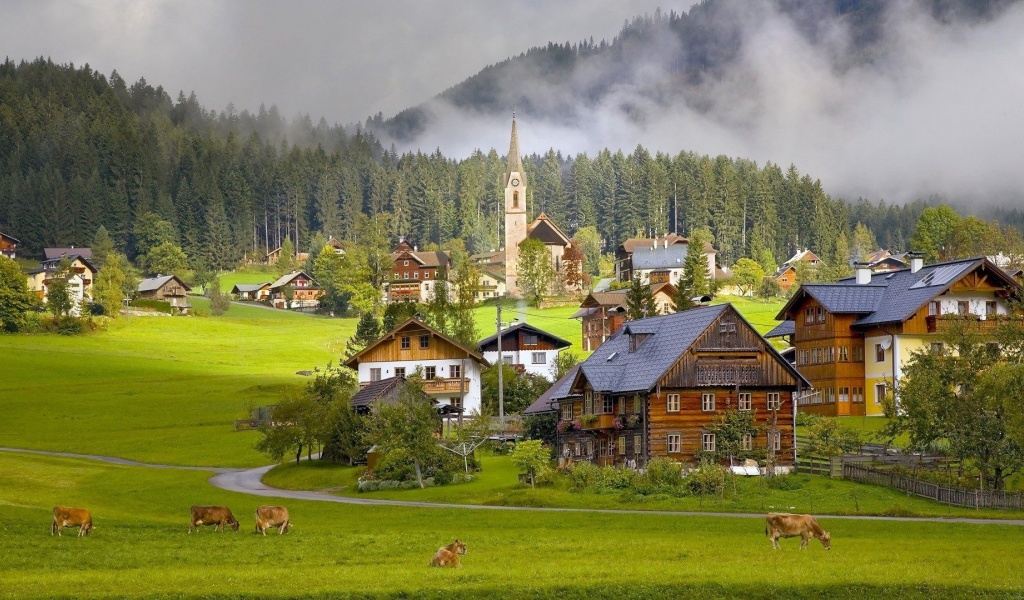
xmin=626 ymin=274 xmax=657 ymax=320
xmin=92 ymin=225 xmax=116 ymax=270
xmin=345 ymin=312 xmax=382 ymax=359
xmin=680 ymin=228 xmax=713 ymax=299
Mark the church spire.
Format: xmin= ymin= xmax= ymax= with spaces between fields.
xmin=505 ymin=114 xmax=525 ymax=187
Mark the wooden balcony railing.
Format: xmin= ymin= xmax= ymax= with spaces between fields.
xmin=926 ymin=314 xmax=1008 ymax=333
xmin=422 ymin=378 xmax=470 ymax=394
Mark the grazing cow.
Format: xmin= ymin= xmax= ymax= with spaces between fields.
xmin=766 ymin=513 xmax=831 ymax=550
xmin=51 ymin=506 xmax=93 ymax=537
xmin=189 ymin=506 xmax=240 ymax=533
xmin=254 ymin=505 xmax=291 ymax=536
xmin=429 ymin=539 xmax=467 ymax=567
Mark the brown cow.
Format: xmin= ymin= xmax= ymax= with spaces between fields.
xmin=254 ymin=506 xmax=290 ymax=536
xmin=189 ymin=506 xmax=240 ymax=533
xmin=429 ymin=539 xmax=467 ymax=567
xmin=51 ymin=506 xmax=93 ymax=537
xmin=766 ymin=513 xmax=831 ymax=550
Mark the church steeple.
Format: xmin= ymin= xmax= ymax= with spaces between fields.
xmin=505 ymin=114 xmax=525 ymax=187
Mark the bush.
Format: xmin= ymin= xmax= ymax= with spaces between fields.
xmin=644 ymin=457 xmax=685 ymax=489
xmin=54 ymin=317 xmax=85 ymax=335
xmin=765 ymin=474 xmax=804 ymax=490
xmin=131 ymin=299 xmax=173 ymax=313
xmin=687 ymin=460 xmax=726 ymax=496
xmin=598 ymin=465 xmax=635 ymax=490
xmin=566 ymin=462 xmax=602 ymax=492
xmin=795 ymin=412 xmax=819 ymax=427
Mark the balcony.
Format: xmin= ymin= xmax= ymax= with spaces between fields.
xmin=925 ymin=314 xmax=1009 ymax=334
xmin=422 ymin=377 xmax=471 ymax=394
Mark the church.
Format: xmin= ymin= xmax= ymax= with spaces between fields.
xmin=492 ymin=116 xmax=579 ymax=298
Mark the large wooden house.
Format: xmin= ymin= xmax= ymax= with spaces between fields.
xmin=541 ymin=305 xmax=808 ymax=469
xmin=137 ymin=275 xmax=192 ymax=313
xmin=387 ymin=241 xmax=452 ymax=303
xmin=772 ymin=256 xmax=1022 ymax=417
xmin=477 ymin=322 xmax=571 ymax=378
xmin=571 ymin=283 xmax=677 ymax=351
xmin=26 ymin=253 xmax=98 ymax=316
xmin=615 ymin=234 xmax=717 ymax=283
xmin=345 ymin=318 xmax=489 ymax=415
xmin=268 ymin=271 xmax=322 ymax=309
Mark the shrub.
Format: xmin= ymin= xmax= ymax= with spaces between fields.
xmin=54 ymin=317 xmax=85 ymax=336
xmin=598 ymin=465 xmax=635 ymax=490
xmin=687 ymin=460 xmax=726 ymax=496
xmin=765 ymin=474 xmax=804 ymax=490
xmin=644 ymin=457 xmax=685 ymax=489
xmin=131 ymin=299 xmax=172 ymax=313
xmin=567 ymin=462 xmax=602 ymax=492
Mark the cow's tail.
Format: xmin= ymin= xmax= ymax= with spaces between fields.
xmin=765 ymin=519 xmax=769 ymax=538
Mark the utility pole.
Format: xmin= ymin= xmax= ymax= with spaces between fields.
xmin=497 ymin=304 xmax=504 ymax=432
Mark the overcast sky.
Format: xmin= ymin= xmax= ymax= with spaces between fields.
xmin=4 ymin=1 xmax=1024 ymax=205
xmin=2 ymin=0 xmax=678 ymax=125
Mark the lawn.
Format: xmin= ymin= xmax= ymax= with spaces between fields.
xmin=2 ymin=451 xmax=1023 ymax=599
xmin=263 ymin=454 xmax=1024 ymax=520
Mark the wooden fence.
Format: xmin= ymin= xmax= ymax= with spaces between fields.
xmin=843 ymin=463 xmax=1024 ymax=510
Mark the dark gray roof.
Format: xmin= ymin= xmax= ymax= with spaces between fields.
xmin=765 ymin=320 xmax=794 ymax=338
xmin=231 ymin=283 xmax=270 ymax=293
xmin=524 ymin=365 xmax=580 ymax=415
xmin=45 ymin=247 xmax=92 ymax=260
xmin=630 ymin=244 xmax=689 ymax=271
xmin=800 ymin=285 xmax=887 ymax=314
xmin=477 ymin=322 xmax=572 ymax=351
xmin=138 ymin=274 xmax=190 ymax=292
xmin=576 ymin=305 xmax=728 ymax=394
xmin=350 ymin=377 xmax=405 ymax=408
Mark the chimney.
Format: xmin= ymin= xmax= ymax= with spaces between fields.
xmin=855 ymin=262 xmax=872 ymax=285
xmin=909 ymin=252 xmax=923 ymax=273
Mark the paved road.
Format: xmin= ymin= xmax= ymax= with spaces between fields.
xmin=4 ymin=447 xmax=1023 ymax=526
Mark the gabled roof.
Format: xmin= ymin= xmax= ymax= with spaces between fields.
xmin=45 ymin=247 xmax=92 ymax=260
xmin=775 ymin=257 xmax=1022 ymax=328
xmin=471 ymin=249 xmax=504 ymax=266
xmin=344 ymin=318 xmax=488 ymax=369
xmin=0 ymin=231 xmax=20 ymax=243
xmin=765 ymin=320 xmax=795 ymax=338
xmin=231 ymin=283 xmax=270 ymax=293
xmin=350 ymin=376 xmax=406 ymax=409
xmin=29 ymin=254 xmax=99 ymax=275
xmin=631 ymin=243 xmax=689 ymax=271
xmin=561 ymin=304 xmax=808 ymax=396
xmin=477 ymin=321 xmax=572 ymax=352
xmin=574 ymin=283 xmax=675 ymax=315
xmin=619 ymin=234 xmax=716 ymax=256
xmin=526 ymin=213 xmax=571 ymax=247
xmin=392 ymin=248 xmax=451 ymax=268
xmin=138 ymin=274 xmax=191 ymax=293
xmin=269 ymin=271 xmax=317 ymax=290
xmin=524 ymin=365 xmax=581 ymax=415
xmin=784 ymin=248 xmax=821 ymax=265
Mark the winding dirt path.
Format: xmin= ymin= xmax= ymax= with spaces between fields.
xmin=4 ymin=446 xmax=1023 ymax=526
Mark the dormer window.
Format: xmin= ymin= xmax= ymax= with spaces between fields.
xmin=629 ymin=333 xmax=651 ymax=352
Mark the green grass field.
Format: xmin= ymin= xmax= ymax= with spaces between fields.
xmin=2 ymin=451 xmax=1023 ymax=600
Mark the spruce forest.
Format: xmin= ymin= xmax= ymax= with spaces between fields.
xmin=1 ymin=57 xmax=1021 ymax=272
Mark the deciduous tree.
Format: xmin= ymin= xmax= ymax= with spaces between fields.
xmin=0 ymin=256 xmax=35 ymax=331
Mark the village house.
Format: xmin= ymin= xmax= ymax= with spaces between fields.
xmin=386 ymin=240 xmax=452 ymax=304
xmin=263 ymin=246 xmax=308 ymax=265
xmin=474 ymin=267 xmax=507 ymax=301
xmin=137 ymin=274 xmax=192 ymax=313
xmin=571 ymin=282 xmax=677 ymax=351
xmin=344 ymin=318 xmax=489 ymax=415
xmin=477 ymin=321 xmax=571 ymax=378
xmin=230 ymin=282 xmax=271 ymax=301
xmin=863 ymin=249 xmax=908 ymax=273
xmin=1 ymin=231 xmax=19 ymax=259
xmin=615 ymin=234 xmax=718 ymax=284
xmin=771 ymin=248 xmax=822 ymax=292
xmin=771 ymin=256 xmax=1022 ymax=417
xmin=26 ymin=253 xmax=98 ymax=316
xmin=268 ymin=271 xmax=322 ymax=309
xmin=531 ymin=305 xmax=807 ymax=469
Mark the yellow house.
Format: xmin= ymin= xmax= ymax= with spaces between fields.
xmin=772 ymin=256 xmax=1022 ymax=417
xmin=26 ymin=253 xmax=98 ymax=316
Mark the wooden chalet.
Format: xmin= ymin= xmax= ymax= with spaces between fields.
xmin=268 ymin=271 xmax=322 ymax=309
xmin=772 ymin=248 xmax=823 ymax=292
xmin=387 ymin=241 xmax=452 ymax=303
xmin=230 ymin=282 xmax=271 ymax=301
xmin=1 ymin=231 xmax=19 ymax=259
xmin=775 ymin=257 xmax=1022 ymax=417
xmin=549 ymin=304 xmax=808 ymax=469
xmin=571 ymin=282 xmax=677 ymax=351
xmin=615 ymin=234 xmax=717 ymax=283
xmin=477 ymin=321 xmax=571 ymax=378
xmin=344 ymin=318 xmax=489 ymax=415
xmin=137 ymin=274 xmax=192 ymax=313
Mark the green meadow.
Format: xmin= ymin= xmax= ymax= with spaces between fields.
xmin=2 ymin=451 xmax=1023 ymax=600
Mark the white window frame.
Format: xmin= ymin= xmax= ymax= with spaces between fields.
xmin=701 ymin=393 xmax=715 ymax=412
xmin=561 ymin=403 xmax=573 ymax=421
xmin=766 ymin=392 xmax=780 ymax=411
xmin=702 ymin=432 xmax=716 ymax=452
xmin=394 ymin=367 xmax=405 ymax=378
xmin=531 ymin=352 xmax=545 ymax=364
xmin=769 ymin=430 xmax=781 ymax=451
xmin=666 ymin=433 xmax=681 ymax=454
xmin=617 ymin=436 xmax=626 ymax=455
xmin=875 ymin=383 xmax=887 ymax=405
xmin=666 ymin=393 xmax=680 ymax=413
xmin=584 ymin=391 xmax=594 ymax=415
xmin=742 ymin=433 xmax=752 ymax=451
xmin=369 ymin=368 xmax=381 ymax=382
xmin=738 ymin=392 xmax=751 ymax=411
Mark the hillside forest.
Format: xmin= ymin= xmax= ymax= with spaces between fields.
xmin=2 ymin=58 xmax=1023 ymax=277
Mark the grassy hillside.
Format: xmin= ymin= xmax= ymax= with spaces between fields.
xmin=2 ymin=451 xmax=1022 ymax=599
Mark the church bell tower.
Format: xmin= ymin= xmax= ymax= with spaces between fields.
xmin=504 ymin=115 xmax=528 ymax=297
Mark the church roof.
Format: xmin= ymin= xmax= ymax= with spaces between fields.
xmin=504 ymin=116 xmax=526 ymax=187
xmin=526 ymin=213 xmax=571 ymax=247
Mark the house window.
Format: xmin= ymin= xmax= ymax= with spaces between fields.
xmin=586 ymin=439 xmax=594 ymax=457
xmin=931 ymin=342 xmax=944 ymax=354
xmin=875 ymin=344 xmax=885 ymax=362
xmin=839 ymin=346 xmax=849 ymax=362
xmin=701 ymin=393 xmax=715 ymax=412
xmin=738 ymin=392 xmax=751 ymax=411
xmin=633 ymin=395 xmax=642 ymax=414
xmin=584 ymin=391 xmax=594 ymax=415
xmin=403 ymin=260 xmax=409 ymax=266
xmin=414 ymin=272 xmax=419 ymax=279
xmin=617 ymin=436 xmax=626 ymax=455
xmin=617 ymin=396 xmax=626 ymax=415
xmin=450 ymin=364 xmax=461 ymax=379
xmin=525 ymin=334 xmax=538 ymax=345
xmin=666 ymin=393 xmax=680 ymax=413
xmin=827 ymin=387 xmax=836 ymax=404
xmin=574 ymin=443 xmax=582 ymax=457
xmin=702 ymin=433 xmax=716 ymax=452
xmin=502 ymin=356 xmax=513 ymax=365
xmin=958 ymin=301 xmax=970 ymax=316
xmin=599 ymin=439 xmax=607 ymax=456
xmin=420 ymin=335 xmax=430 ymax=349
xmin=875 ymin=383 xmax=887 ymax=405
xmin=394 ymin=367 xmax=406 ymax=378
xmin=839 ymin=387 xmax=849 ymax=403
xmin=769 ymin=431 xmax=781 ymax=451
xmin=401 ymin=336 xmax=411 ymax=350
xmin=393 ymin=273 xmax=399 ymax=280
xmin=853 ymin=345 xmax=864 ymax=362
xmin=450 ymin=397 xmax=463 ymax=409
xmin=742 ymin=433 xmax=752 ymax=451
xmin=424 ymin=272 xmax=429 ymax=279
xmin=602 ymin=395 xmax=614 ymax=414
xmin=816 ymin=306 xmax=825 ymax=323
xmin=369 ymin=368 xmax=381 ymax=382
xmin=532 ymin=352 xmax=545 ymax=364
xmin=766 ymin=392 xmax=780 ymax=411
xmin=666 ymin=433 xmax=681 ymax=453
xmin=561 ymin=403 xmax=573 ymax=421
xmin=928 ymin=301 xmax=941 ymax=316
xmin=986 ymin=301 xmax=997 ymax=318
xmin=634 ymin=434 xmax=642 ymax=455
xmin=804 ymin=308 xmax=814 ymax=325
